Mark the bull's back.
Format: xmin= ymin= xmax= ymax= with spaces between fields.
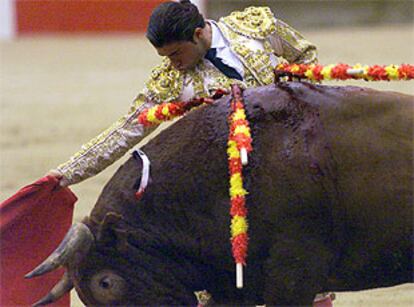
xmin=317 ymin=86 xmax=413 ymax=289
xmin=244 ymin=83 xmax=413 ymax=289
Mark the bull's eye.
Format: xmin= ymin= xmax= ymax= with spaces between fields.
xmin=89 ymin=270 xmax=127 ymax=304
xmin=99 ymin=277 xmax=111 ymax=289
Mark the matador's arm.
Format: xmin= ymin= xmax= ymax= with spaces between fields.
xmin=268 ymin=18 xmax=318 ymax=64
xmin=56 ymin=57 xmax=184 ymax=185
xmin=56 ymin=92 xmax=157 ymax=185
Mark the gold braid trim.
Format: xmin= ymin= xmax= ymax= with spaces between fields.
xmin=217 ymin=20 xmax=274 ymax=87
xmin=231 ymin=43 xmax=274 ymax=86
xmin=146 ymin=57 xmax=184 ymax=102
xmin=219 ymin=6 xmax=277 ymax=40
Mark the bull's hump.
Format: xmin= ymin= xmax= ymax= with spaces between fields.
xmin=244 ymin=82 xmax=413 ymax=122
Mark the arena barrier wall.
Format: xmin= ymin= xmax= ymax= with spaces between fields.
xmin=0 ymin=0 xmax=206 ymax=38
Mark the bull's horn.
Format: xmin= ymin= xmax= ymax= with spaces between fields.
xmin=25 ymin=223 xmax=94 ymax=278
xmin=32 ymin=272 xmax=73 ymax=306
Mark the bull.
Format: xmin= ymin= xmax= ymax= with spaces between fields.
xmin=27 ymin=82 xmax=413 ymax=306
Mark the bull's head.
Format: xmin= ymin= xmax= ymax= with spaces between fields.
xmin=27 ymin=220 xmax=137 ymax=306
xmin=26 ymin=211 xmax=200 ymax=306
xmin=25 ymin=222 xmax=95 ymax=305
xmin=27 ymin=218 xmax=124 ymax=305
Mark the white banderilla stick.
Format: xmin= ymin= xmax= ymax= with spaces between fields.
xmin=240 ymin=148 xmax=248 ymax=166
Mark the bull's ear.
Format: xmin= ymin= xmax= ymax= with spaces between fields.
xmin=95 ymin=212 xmax=123 ymax=247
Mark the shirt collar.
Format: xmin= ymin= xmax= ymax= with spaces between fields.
xmin=208 ymin=20 xmax=227 ymax=49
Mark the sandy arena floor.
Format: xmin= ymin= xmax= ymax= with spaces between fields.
xmin=1 ymin=25 xmax=413 ymax=306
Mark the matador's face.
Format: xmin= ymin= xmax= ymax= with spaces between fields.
xmin=155 ymin=26 xmax=210 ymax=71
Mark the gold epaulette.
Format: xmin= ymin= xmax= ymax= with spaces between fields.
xmin=220 ymin=6 xmax=277 ymax=40
xmin=145 ymin=57 xmax=184 ymax=103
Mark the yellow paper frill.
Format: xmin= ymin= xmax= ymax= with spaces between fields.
xmin=231 ymin=216 xmax=248 ymax=238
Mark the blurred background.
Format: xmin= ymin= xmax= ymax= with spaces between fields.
xmin=1 ymin=0 xmax=413 ymax=306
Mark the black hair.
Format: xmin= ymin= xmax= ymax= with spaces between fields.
xmin=146 ymin=0 xmax=205 ymax=48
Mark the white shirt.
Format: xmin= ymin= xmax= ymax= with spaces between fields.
xmin=206 ymin=20 xmax=245 ymax=78
xmin=180 ymin=19 xmax=281 ymax=101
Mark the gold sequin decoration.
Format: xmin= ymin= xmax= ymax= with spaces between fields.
xmin=263 ymin=40 xmax=274 ymax=54
xmin=146 ymin=57 xmax=184 ymax=102
xmin=232 ymin=43 xmax=275 ymax=86
xmin=190 ymin=63 xmax=208 ymax=98
xmin=220 ymin=7 xmax=277 ymax=40
xmin=201 ymin=59 xmax=246 ymax=95
xmin=243 ymin=71 xmax=260 ymax=88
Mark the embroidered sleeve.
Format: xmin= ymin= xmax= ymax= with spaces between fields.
xmin=269 ymin=19 xmax=318 ymax=64
xmin=56 ymin=59 xmax=183 ymax=185
xmin=56 ymin=92 xmax=156 ymax=185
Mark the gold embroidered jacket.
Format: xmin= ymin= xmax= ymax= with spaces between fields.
xmin=57 ymin=6 xmax=318 ymax=184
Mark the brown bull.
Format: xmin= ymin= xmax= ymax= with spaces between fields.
xmin=27 ymin=82 xmax=413 ymax=306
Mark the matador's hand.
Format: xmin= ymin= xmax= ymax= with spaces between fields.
xmin=46 ymin=169 xmax=70 ymax=187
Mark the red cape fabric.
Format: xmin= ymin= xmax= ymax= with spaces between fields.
xmin=314 ymin=296 xmax=333 ymax=307
xmin=0 ymin=176 xmax=77 ymax=307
